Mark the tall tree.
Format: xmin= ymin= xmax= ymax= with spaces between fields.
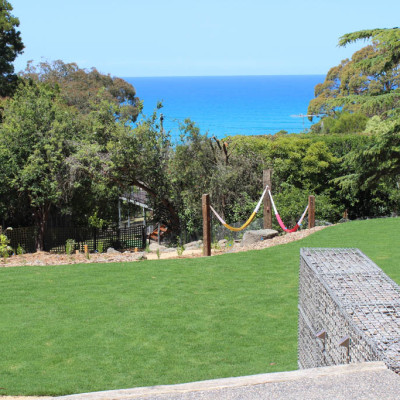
xmin=20 ymin=60 xmax=141 ymax=122
xmin=0 ymin=81 xmax=79 ymax=250
xmin=0 ymin=0 xmax=24 ymax=97
xmin=308 ymin=28 xmax=400 ymax=122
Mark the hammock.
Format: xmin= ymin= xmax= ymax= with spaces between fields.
xmin=268 ymin=189 xmax=309 ymax=233
xmin=210 ymin=185 xmax=269 ymax=232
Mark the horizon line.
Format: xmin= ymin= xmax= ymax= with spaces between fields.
xmin=121 ymin=73 xmax=326 ymax=79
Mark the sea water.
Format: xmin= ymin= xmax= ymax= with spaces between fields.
xmin=124 ymin=75 xmax=325 ymax=139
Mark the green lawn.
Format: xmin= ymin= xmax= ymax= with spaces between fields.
xmin=1 ymin=218 xmax=399 ymax=396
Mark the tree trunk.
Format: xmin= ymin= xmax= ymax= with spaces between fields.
xmin=34 ymin=204 xmax=51 ymax=252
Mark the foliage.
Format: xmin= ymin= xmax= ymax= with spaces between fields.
xmin=0 ymin=232 xmax=12 ymax=258
xmin=88 ymin=210 xmax=106 ymax=229
xmin=312 ymin=112 xmax=368 ymax=134
xmin=16 ymin=243 xmax=24 ymax=255
xmin=0 ymin=0 xmax=24 ymax=97
xmin=308 ymin=28 xmax=400 ymax=126
xmin=97 ymin=241 xmax=104 ymax=254
xmin=0 ymin=81 xmax=81 ymax=250
xmin=335 ymin=117 xmax=400 ymax=217
xmin=65 ymin=239 xmax=76 ymax=255
xmin=176 ymin=243 xmax=185 ymax=256
xmin=20 ymin=60 xmax=142 ymax=122
xmin=272 ymin=185 xmax=341 ymax=230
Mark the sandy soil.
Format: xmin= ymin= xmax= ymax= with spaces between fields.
xmin=0 ymin=226 xmax=328 ymax=268
xmin=0 ymin=225 xmax=328 ymax=399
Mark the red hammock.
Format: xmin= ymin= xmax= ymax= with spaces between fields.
xmin=268 ymin=189 xmax=309 ymax=233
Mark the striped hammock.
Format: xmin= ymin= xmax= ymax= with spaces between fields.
xmin=268 ymin=189 xmax=309 ymax=233
xmin=209 ymin=185 xmax=269 ymax=232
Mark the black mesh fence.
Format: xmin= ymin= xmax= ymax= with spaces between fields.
xmin=6 ymin=226 xmax=36 ymax=253
xmin=6 ymin=225 xmax=146 ymax=254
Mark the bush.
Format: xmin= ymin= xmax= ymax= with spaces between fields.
xmin=0 ymin=234 xmax=12 ymax=259
xmin=317 ymin=112 xmax=368 ymax=134
xmin=271 ymin=186 xmax=342 ymax=229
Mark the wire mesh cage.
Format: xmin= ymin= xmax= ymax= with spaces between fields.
xmin=298 ymin=248 xmax=400 ymax=373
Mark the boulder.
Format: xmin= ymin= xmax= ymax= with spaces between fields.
xmin=218 ymin=239 xmax=227 ymax=248
xmin=241 ymin=229 xmax=279 ymax=247
xmin=184 ymin=240 xmax=202 ymax=250
xmin=131 ymin=252 xmax=147 ymax=260
xmin=106 ymin=247 xmax=119 ymax=254
xmin=161 ymin=247 xmax=177 ymax=253
xmin=149 ymin=242 xmax=167 ymax=252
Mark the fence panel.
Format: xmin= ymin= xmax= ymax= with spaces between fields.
xmin=4 ymin=225 xmax=146 ymax=254
xmin=44 ymin=225 xmax=146 ymax=253
xmin=7 ymin=227 xmax=36 ymax=254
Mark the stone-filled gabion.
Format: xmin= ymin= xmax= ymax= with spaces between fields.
xmin=298 ymin=248 xmax=400 ymax=373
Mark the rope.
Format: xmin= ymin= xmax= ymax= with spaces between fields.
xmin=210 ymin=185 xmax=269 ymax=232
xmin=268 ymin=189 xmax=309 ymax=233
xmin=209 ymin=186 xmax=309 ymax=233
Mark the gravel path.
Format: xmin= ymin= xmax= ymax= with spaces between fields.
xmin=0 ymin=226 xmax=328 ymax=268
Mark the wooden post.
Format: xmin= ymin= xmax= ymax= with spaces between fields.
xmin=308 ymin=195 xmax=315 ymax=229
xmin=263 ymin=169 xmax=272 ymax=229
xmin=202 ymin=194 xmax=211 ymax=256
xmin=84 ymin=244 xmax=88 ymax=255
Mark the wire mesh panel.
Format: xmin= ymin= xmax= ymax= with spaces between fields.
xmin=298 ymin=248 xmax=400 ymax=373
xmin=44 ymin=225 xmax=146 ymax=253
xmin=6 ymin=226 xmax=36 ymax=253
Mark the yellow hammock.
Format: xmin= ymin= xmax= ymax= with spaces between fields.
xmin=209 ymin=185 xmax=268 ymax=232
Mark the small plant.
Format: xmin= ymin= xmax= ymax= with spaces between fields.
xmin=65 ymin=239 xmax=76 ymax=255
xmin=177 ymin=244 xmax=185 ymax=256
xmin=175 ymin=236 xmax=185 ymax=256
xmin=16 ymin=243 xmax=25 ymax=255
xmin=0 ymin=233 xmax=12 ymax=260
xmin=97 ymin=241 xmax=104 ymax=254
xmin=211 ymin=241 xmax=221 ymax=250
xmin=145 ymin=243 xmax=151 ymax=253
xmin=156 ymin=248 xmax=161 ymax=259
xmin=224 ymin=236 xmax=235 ymax=249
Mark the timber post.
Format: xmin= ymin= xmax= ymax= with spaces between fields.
xmin=202 ymin=194 xmax=211 ymax=256
xmin=308 ymin=195 xmax=315 ymax=229
xmin=263 ymin=169 xmax=273 ymax=229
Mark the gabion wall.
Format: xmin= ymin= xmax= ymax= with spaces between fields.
xmin=298 ymin=248 xmax=400 ymax=373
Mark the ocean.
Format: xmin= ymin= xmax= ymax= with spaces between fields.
xmin=124 ymin=75 xmax=325 ymax=139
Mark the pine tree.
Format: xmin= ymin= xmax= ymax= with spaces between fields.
xmin=0 ymin=0 xmax=24 ymax=97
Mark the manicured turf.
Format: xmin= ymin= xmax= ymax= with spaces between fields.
xmin=0 ymin=218 xmax=399 ymax=395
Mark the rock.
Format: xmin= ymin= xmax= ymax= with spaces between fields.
xmin=161 ymin=247 xmax=177 ymax=253
xmin=218 ymin=239 xmax=227 ymax=247
xmin=241 ymin=229 xmax=279 ymax=247
xmin=107 ymin=247 xmax=119 ymax=254
xmin=184 ymin=240 xmax=202 ymax=250
xmin=131 ymin=252 xmax=146 ymax=260
xmin=149 ymin=243 xmax=167 ymax=252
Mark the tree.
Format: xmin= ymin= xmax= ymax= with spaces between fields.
xmin=20 ymin=60 xmax=141 ymax=122
xmin=0 ymin=0 xmax=24 ymax=97
xmin=0 ymin=81 xmax=80 ymax=250
xmin=308 ymin=28 xmax=400 ymax=123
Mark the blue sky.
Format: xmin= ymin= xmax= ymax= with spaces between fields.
xmin=11 ymin=0 xmax=400 ymax=77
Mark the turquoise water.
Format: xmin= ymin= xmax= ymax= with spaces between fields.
xmin=124 ymin=75 xmax=324 ymax=139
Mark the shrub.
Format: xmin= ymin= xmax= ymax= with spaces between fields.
xmin=65 ymin=239 xmax=76 ymax=255
xmin=0 ymin=234 xmax=12 ymax=259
